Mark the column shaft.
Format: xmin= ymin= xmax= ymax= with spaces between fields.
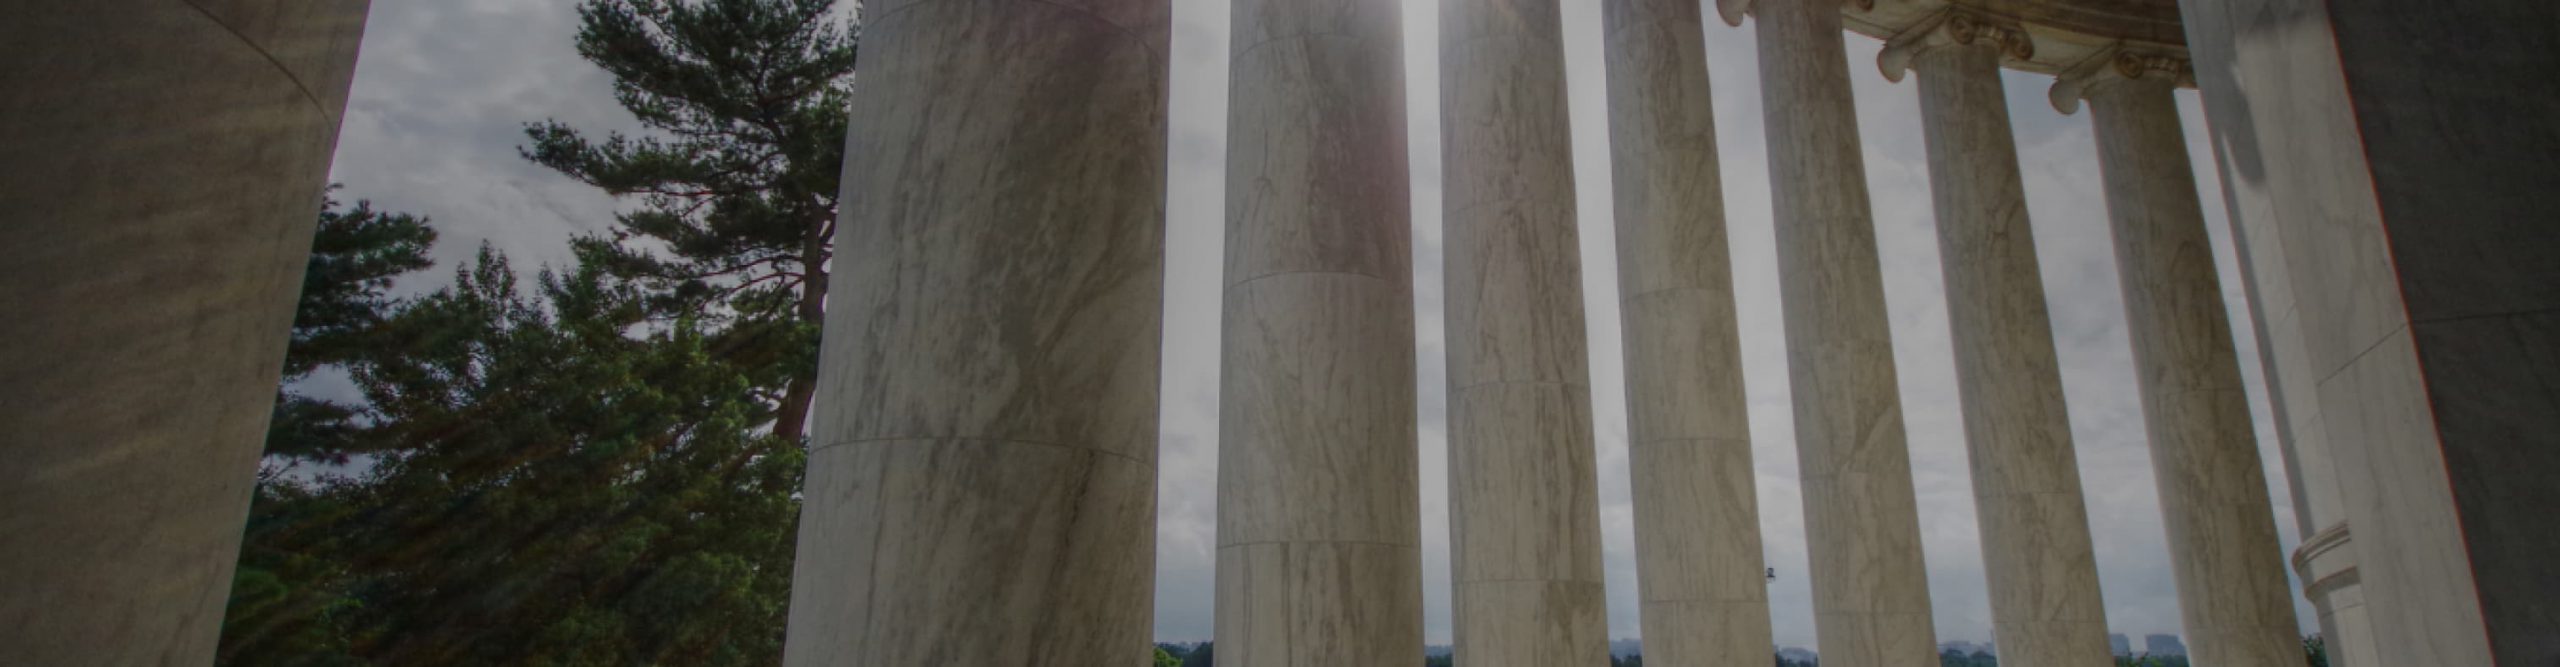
xmin=2084 ymin=76 xmax=2302 ymax=667
xmin=1441 ymin=0 xmax=1609 ymax=663
xmin=1911 ymin=43 xmax=2112 ymax=666
xmin=781 ymin=0 xmax=1169 ymax=663
xmin=1216 ymin=0 xmax=1424 ymax=664
xmin=0 ymin=2 xmax=370 ymax=663
xmin=1753 ymin=1 xmax=1938 ymax=665
xmin=1600 ymin=1 xmax=1776 ymax=665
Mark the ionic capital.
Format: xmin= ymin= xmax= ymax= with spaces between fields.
xmin=1877 ymin=9 xmax=2036 ymax=83
xmin=2049 ymin=45 xmax=2196 ymax=114
xmin=1717 ymin=0 xmax=1875 ymax=28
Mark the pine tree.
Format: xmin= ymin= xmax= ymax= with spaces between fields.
xmin=224 ymin=200 xmax=804 ymax=666
xmin=264 ymin=189 xmax=438 ymax=463
xmin=521 ymin=0 xmax=858 ymax=441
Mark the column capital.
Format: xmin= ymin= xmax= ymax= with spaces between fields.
xmin=2049 ymin=45 xmax=2195 ymax=114
xmin=1717 ymin=0 xmax=1874 ymax=29
xmin=1877 ymin=8 xmax=2035 ymax=83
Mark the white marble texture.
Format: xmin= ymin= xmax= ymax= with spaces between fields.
xmin=0 ymin=2 xmax=369 ymax=663
xmin=1441 ymin=0 xmax=1610 ymax=662
xmin=1753 ymin=1 xmax=1937 ymax=665
xmin=1599 ymin=0 xmax=1776 ymax=664
xmin=1909 ymin=42 xmax=2113 ymax=667
xmin=1217 ymin=0 xmax=1425 ymax=662
xmin=2083 ymin=75 xmax=2304 ymax=667
xmin=782 ymin=0 xmax=1169 ymax=664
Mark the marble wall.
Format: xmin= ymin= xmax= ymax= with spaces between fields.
xmin=2181 ymin=0 xmax=2560 ymax=663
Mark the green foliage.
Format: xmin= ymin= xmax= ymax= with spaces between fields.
xmin=223 ymin=207 xmax=804 ymax=665
xmin=2304 ymin=634 xmax=2329 ymax=667
xmin=522 ymin=0 xmax=860 ymax=439
xmin=265 ymin=191 xmax=439 ymax=463
xmin=1941 ymin=648 xmax=1997 ymax=667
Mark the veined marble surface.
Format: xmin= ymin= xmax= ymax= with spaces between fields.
xmin=1753 ymin=0 xmax=1937 ymax=664
xmin=1600 ymin=0 xmax=1777 ymax=664
xmin=2084 ymin=76 xmax=2302 ymax=667
xmin=1441 ymin=0 xmax=1610 ymax=663
xmin=1216 ymin=0 xmax=1426 ymax=662
xmin=784 ymin=0 xmax=1169 ymax=664
xmin=1910 ymin=43 xmax=2113 ymax=667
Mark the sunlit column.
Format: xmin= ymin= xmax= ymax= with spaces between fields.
xmin=1881 ymin=11 xmax=2112 ymax=665
xmin=1214 ymin=0 xmax=1425 ymax=663
xmin=781 ymin=0 xmax=1170 ymax=663
xmin=1441 ymin=0 xmax=1610 ymax=662
xmin=1599 ymin=0 xmax=1776 ymax=664
xmin=2053 ymin=50 xmax=2304 ymax=667
xmin=1744 ymin=0 xmax=1939 ymax=664
xmin=0 ymin=3 xmax=370 ymax=663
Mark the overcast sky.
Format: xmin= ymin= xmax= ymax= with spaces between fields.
xmin=327 ymin=0 xmax=2316 ymax=650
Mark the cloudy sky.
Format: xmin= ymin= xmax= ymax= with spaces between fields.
xmin=326 ymin=0 xmax=2316 ymax=650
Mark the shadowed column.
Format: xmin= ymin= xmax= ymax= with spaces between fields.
xmin=0 ymin=2 xmax=371 ymax=663
xmin=1215 ymin=0 xmax=1425 ymax=664
xmin=2059 ymin=53 xmax=2303 ymax=667
xmin=1440 ymin=0 xmax=1610 ymax=663
xmin=1749 ymin=0 xmax=1938 ymax=664
xmin=780 ymin=0 xmax=1170 ymax=663
xmin=1885 ymin=12 xmax=2113 ymax=665
xmin=1600 ymin=0 xmax=1776 ymax=664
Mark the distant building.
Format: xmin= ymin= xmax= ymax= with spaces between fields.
xmin=1939 ymin=640 xmax=1993 ymax=656
xmin=2109 ymin=634 xmax=2132 ymax=657
xmin=2145 ymin=634 xmax=2188 ymax=656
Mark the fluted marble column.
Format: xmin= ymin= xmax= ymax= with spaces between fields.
xmin=1215 ymin=0 xmax=1424 ymax=664
xmin=1884 ymin=14 xmax=2113 ymax=666
xmin=0 ymin=2 xmax=370 ymax=663
xmin=1600 ymin=1 xmax=1775 ymax=665
xmin=2059 ymin=54 xmax=2303 ymax=667
xmin=1442 ymin=0 xmax=1609 ymax=663
xmin=781 ymin=0 xmax=1168 ymax=663
xmin=1749 ymin=0 xmax=1938 ymax=664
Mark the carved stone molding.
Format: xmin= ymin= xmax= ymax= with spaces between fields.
xmin=1877 ymin=8 xmax=2037 ymax=83
xmin=2049 ymin=44 xmax=2196 ymax=113
xmin=2292 ymin=521 xmax=2362 ymax=602
xmin=1718 ymin=0 xmax=1873 ymax=28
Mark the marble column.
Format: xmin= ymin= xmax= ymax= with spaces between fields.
xmin=780 ymin=0 xmax=1169 ymax=664
xmin=1441 ymin=0 xmax=1609 ymax=664
xmin=1600 ymin=0 xmax=1775 ymax=665
xmin=2058 ymin=53 xmax=2304 ymax=667
xmin=1883 ymin=13 xmax=2113 ymax=666
xmin=0 ymin=2 xmax=370 ymax=663
xmin=1215 ymin=0 xmax=1424 ymax=664
xmin=1749 ymin=0 xmax=1938 ymax=664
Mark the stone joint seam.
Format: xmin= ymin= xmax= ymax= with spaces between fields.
xmin=1450 ymin=378 xmax=1589 ymax=395
xmin=1217 ymin=539 xmax=1421 ymax=551
xmin=1225 ymin=267 xmax=1400 ymax=294
xmin=176 ymin=0 xmax=335 ymax=120
xmin=1228 ymin=30 xmax=1375 ymax=67
xmin=1618 ymin=283 xmax=1740 ymax=304
xmin=1441 ymin=192 xmax=1572 ymax=229
xmin=1599 ymin=14 xmax=1706 ymax=44
xmin=1455 ymin=577 xmax=1608 ymax=586
xmin=869 ymin=0 xmax=1164 ymax=67
xmin=810 ymin=435 xmax=1153 ymax=470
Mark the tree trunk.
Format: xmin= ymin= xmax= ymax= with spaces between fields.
xmin=774 ymin=214 xmax=831 ymax=442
